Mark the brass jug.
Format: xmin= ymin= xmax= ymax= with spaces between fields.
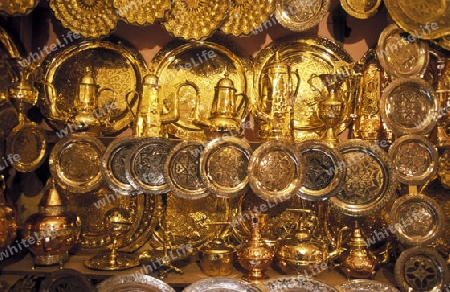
xmin=338 ymin=221 xmax=379 ymax=278
xmin=256 ymin=52 xmax=300 ymax=142
xmin=193 ymin=73 xmax=248 ymax=139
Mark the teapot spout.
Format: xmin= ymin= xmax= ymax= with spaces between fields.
xmin=328 ymin=226 xmax=349 ymax=260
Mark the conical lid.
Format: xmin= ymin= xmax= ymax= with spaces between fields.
xmin=39 ymin=178 xmax=69 ymax=207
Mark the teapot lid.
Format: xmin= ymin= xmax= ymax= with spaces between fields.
xmin=143 ymin=73 xmax=159 ymax=86
xmin=215 ymin=73 xmax=235 ymax=89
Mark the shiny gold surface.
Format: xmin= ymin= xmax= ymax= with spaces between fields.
xmin=340 ymin=0 xmax=381 ymax=19
xmin=275 ymin=0 xmax=330 ymax=32
xmin=113 ymin=0 xmax=171 ymax=25
xmin=0 ymin=0 xmax=38 ymax=15
xmin=0 ymin=176 xmax=16 ymax=253
xmin=199 ymin=237 xmax=234 ymax=276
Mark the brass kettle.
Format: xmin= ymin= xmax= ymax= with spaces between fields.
xmin=193 ymin=73 xmax=248 ymax=140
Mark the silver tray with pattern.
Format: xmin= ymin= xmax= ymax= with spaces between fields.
xmin=97 ymin=274 xmax=175 ymax=292
xmin=275 ymin=0 xmax=330 ymax=32
xmin=259 ymin=275 xmax=338 ymax=292
xmin=336 ymin=279 xmax=399 ymax=291
xmin=185 ymin=277 xmax=262 ymax=292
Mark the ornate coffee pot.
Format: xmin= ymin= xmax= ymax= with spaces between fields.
xmin=255 ymin=52 xmax=300 ymax=142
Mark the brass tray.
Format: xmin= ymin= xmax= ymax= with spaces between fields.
xmin=150 ymin=39 xmax=251 ymax=141
xmin=39 ymin=40 xmax=146 ymax=135
xmin=260 ymin=275 xmax=338 ymax=292
xmin=200 ymin=137 xmax=252 ymax=198
xmin=384 ymin=0 xmax=450 ymax=40
xmin=297 ymin=140 xmax=346 ymax=201
xmin=125 ymin=137 xmax=174 ymax=194
xmin=376 ymin=24 xmax=429 ymax=78
xmin=49 ymin=0 xmax=119 ymax=38
xmin=186 ymin=277 xmax=262 ymax=292
xmin=162 ymin=0 xmax=229 ymax=41
xmin=380 ymin=77 xmax=438 ymax=136
xmin=340 ymin=0 xmax=381 ymax=19
xmin=390 ymin=193 xmax=444 ymax=246
xmin=220 ymin=0 xmax=275 ymax=36
xmin=394 ymin=246 xmax=449 ymax=292
xmin=164 ymin=140 xmax=208 ymax=200
xmin=50 ymin=133 xmax=105 ymax=194
xmin=329 ymin=139 xmax=397 ymax=217
xmin=275 ymin=0 xmax=330 ymax=32
xmin=388 ymin=135 xmax=438 ymax=186
xmin=336 ymin=279 xmax=399 ymax=292
xmin=0 ymin=0 xmax=38 ymax=15
xmin=438 ymin=148 xmax=450 ymax=189
xmin=113 ymin=0 xmax=171 ymax=25
xmin=248 ymin=140 xmax=304 ymax=203
xmin=102 ymin=137 xmax=138 ymax=195
xmin=253 ymin=35 xmax=353 ymax=141
xmin=97 ymin=274 xmax=175 ymax=292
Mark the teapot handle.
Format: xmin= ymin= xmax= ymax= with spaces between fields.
xmin=235 ymin=92 xmax=249 ymax=124
xmin=125 ymin=90 xmax=140 ymax=119
xmin=175 ymin=80 xmax=206 ymax=128
xmin=290 ymin=69 xmax=301 ymax=105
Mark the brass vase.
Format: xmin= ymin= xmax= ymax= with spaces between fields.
xmin=0 ymin=175 xmax=17 ymax=252
xmin=237 ymin=212 xmax=274 ymax=283
xmin=22 ymin=179 xmax=81 ymax=268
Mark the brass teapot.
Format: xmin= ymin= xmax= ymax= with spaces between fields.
xmin=275 ymin=209 xmax=348 ymax=275
xmin=193 ymin=73 xmax=248 ymax=140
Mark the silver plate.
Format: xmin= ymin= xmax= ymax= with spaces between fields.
xmin=185 ymin=277 xmax=262 ymax=292
xmin=200 ymin=137 xmax=252 ymax=198
xmin=390 ymin=193 xmax=444 ymax=246
xmin=394 ymin=246 xmax=449 ymax=292
xmin=259 ymin=275 xmax=338 ymax=292
xmin=336 ymin=279 xmax=399 ymax=292
xmin=275 ymin=0 xmax=330 ymax=32
xmin=388 ymin=135 xmax=438 ymax=185
xmin=380 ymin=77 xmax=438 ymax=136
xmin=97 ymin=274 xmax=175 ymax=292
xmin=40 ymin=268 xmax=96 ymax=292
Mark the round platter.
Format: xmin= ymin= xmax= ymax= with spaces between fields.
xmin=185 ymin=277 xmax=262 ymax=292
xmin=275 ymin=0 xmax=330 ymax=32
xmin=259 ymin=275 xmax=338 ymax=292
xmin=97 ymin=274 xmax=175 ymax=292
xmin=40 ymin=268 xmax=96 ymax=292
xmin=340 ymin=0 xmax=381 ymax=19
xmin=336 ymin=279 xmax=399 ymax=292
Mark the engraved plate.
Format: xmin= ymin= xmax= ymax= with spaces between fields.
xmin=40 ymin=268 xmax=96 ymax=292
xmin=275 ymin=0 xmax=330 ymax=32
xmin=336 ymin=279 xmax=399 ymax=291
xmin=340 ymin=0 xmax=381 ymax=19
xmin=185 ymin=277 xmax=262 ymax=292
xmin=97 ymin=274 xmax=175 ymax=292
xmin=261 ymin=275 xmax=338 ymax=291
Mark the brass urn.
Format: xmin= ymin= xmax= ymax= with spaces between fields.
xmin=237 ymin=212 xmax=274 ymax=283
xmin=338 ymin=222 xmax=379 ymax=279
xmin=23 ymin=179 xmax=81 ymax=268
xmin=0 ymin=175 xmax=17 ymax=252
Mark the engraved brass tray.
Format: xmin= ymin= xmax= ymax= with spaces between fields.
xmin=220 ymin=0 xmax=275 ymax=36
xmin=113 ymin=0 xmax=171 ymax=25
xmin=394 ymin=246 xmax=449 ymax=292
xmin=297 ymin=140 xmax=346 ymax=201
xmin=384 ymin=0 xmax=450 ymax=40
xmin=253 ymin=36 xmax=353 ymax=141
xmin=376 ymin=24 xmax=429 ymax=78
xmin=200 ymin=137 xmax=252 ymax=198
xmin=185 ymin=277 xmax=262 ymax=292
xmin=390 ymin=193 xmax=444 ymax=246
xmin=49 ymin=0 xmax=119 ymax=38
xmin=380 ymin=77 xmax=438 ymax=136
xmin=39 ymin=40 xmax=146 ymax=135
xmin=50 ymin=133 xmax=105 ymax=194
xmin=150 ymin=39 xmax=250 ymax=141
xmin=336 ymin=279 xmax=399 ymax=292
xmin=340 ymin=0 xmax=381 ymax=19
xmin=162 ymin=0 xmax=229 ymax=41
xmin=260 ymin=275 xmax=338 ymax=292
xmin=388 ymin=135 xmax=439 ymax=185
xmin=329 ymin=139 xmax=397 ymax=217
xmin=102 ymin=137 xmax=138 ymax=195
xmin=438 ymin=148 xmax=450 ymax=189
xmin=97 ymin=274 xmax=175 ymax=292
xmin=0 ymin=0 xmax=38 ymax=15
xmin=164 ymin=140 xmax=208 ymax=200
xmin=248 ymin=140 xmax=304 ymax=203
xmin=275 ymin=0 xmax=330 ymax=32
xmin=125 ymin=137 xmax=174 ymax=194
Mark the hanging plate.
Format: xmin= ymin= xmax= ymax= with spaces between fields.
xmin=0 ymin=0 xmax=38 ymax=15
xmin=388 ymin=135 xmax=439 ymax=185
xmin=340 ymin=0 xmax=381 ymax=19
xmin=113 ymin=0 xmax=171 ymax=25
xmin=275 ymin=0 xmax=330 ymax=32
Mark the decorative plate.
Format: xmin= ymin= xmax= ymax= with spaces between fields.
xmin=438 ymin=148 xmax=450 ymax=189
xmin=97 ymin=274 xmax=175 ymax=292
xmin=380 ymin=77 xmax=438 ymax=136
xmin=125 ymin=137 xmax=174 ymax=194
xmin=6 ymin=121 xmax=47 ymax=172
xmin=39 ymin=40 xmax=146 ymax=136
xmin=49 ymin=132 xmax=105 ymax=194
xmin=388 ymin=135 xmax=438 ymax=185
xmin=0 ymin=0 xmax=38 ymax=15
xmin=164 ymin=140 xmax=208 ymax=200
xmin=113 ymin=0 xmax=171 ymax=25
xmin=40 ymin=268 xmax=96 ymax=292
xmin=102 ymin=137 xmax=138 ymax=195
xmin=336 ymin=279 xmax=399 ymax=292
xmin=390 ymin=193 xmax=444 ymax=246
xmin=340 ymin=0 xmax=381 ymax=19
xmin=275 ymin=0 xmax=330 ymax=32
xmin=150 ymin=39 xmax=250 ymax=141
xmin=259 ymin=275 xmax=338 ymax=292
xmin=248 ymin=140 xmax=304 ymax=203
xmin=162 ymin=0 xmax=229 ymax=41
xmin=220 ymin=0 xmax=275 ymax=36
xmin=200 ymin=137 xmax=252 ymax=198
xmin=185 ymin=276 xmax=262 ymax=292
xmin=297 ymin=140 xmax=346 ymax=201
xmin=49 ymin=0 xmax=119 ymax=38
xmin=329 ymin=139 xmax=397 ymax=217
xmin=394 ymin=246 xmax=449 ymax=292
xmin=376 ymin=24 xmax=429 ymax=78
xmin=384 ymin=0 xmax=450 ymax=40
xmin=253 ymin=35 xmax=353 ymax=142
xmin=435 ymin=34 xmax=450 ymax=51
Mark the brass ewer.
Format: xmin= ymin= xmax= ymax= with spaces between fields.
xmin=338 ymin=221 xmax=378 ymax=279
xmin=193 ymin=73 xmax=248 ymax=139
xmin=237 ymin=211 xmax=274 ymax=283
xmin=256 ymin=52 xmax=300 ymax=142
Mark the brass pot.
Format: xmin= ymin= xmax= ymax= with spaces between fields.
xmin=0 ymin=176 xmax=17 ymax=252
xmin=199 ymin=238 xmax=234 ymax=276
xmin=23 ymin=179 xmax=81 ymax=268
